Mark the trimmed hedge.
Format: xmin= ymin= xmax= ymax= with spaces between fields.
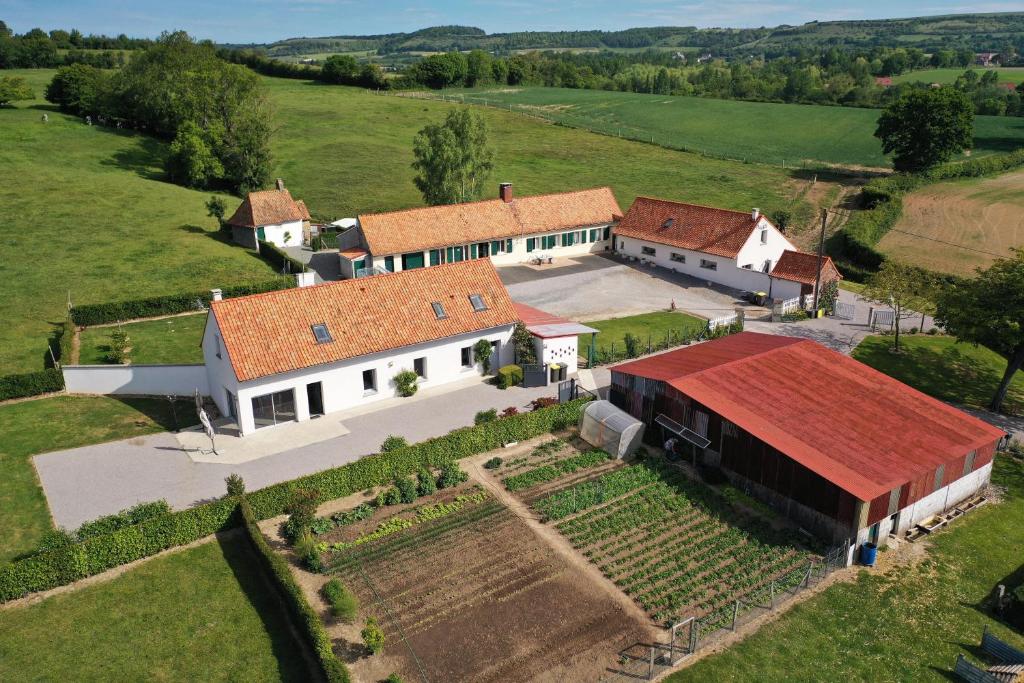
xmin=240 ymin=497 xmax=350 ymax=683
xmin=0 ymin=368 xmax=64 ymax=401
xmin=497 ymin=364 xmax=524 ymax=389
xmin=70 ymin=278 xmax=294 ymax=326
xmin=0 ymin=398 xmax=589 ymax=602
xmin=258 ymin=240 xmax=308 ymax=275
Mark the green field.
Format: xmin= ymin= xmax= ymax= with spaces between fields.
xmin=434 ymin=86 xmax=1024 ymax=167
xmin=0 ymin=395 xmax=195 ymax=562
xmin=0 ymin=536 xmax=311 ymax=681
xmin=893 ymin=66 xmax=1024 ymax=85
xmin=78 ymin=313 xmax=207 ymax=365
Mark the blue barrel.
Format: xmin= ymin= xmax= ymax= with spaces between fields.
xmin=860 ymin=542 xmax=878 ymax=566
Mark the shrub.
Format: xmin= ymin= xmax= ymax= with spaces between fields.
xmin=497 ymin=364 xmax=523 ymax=389
xmin=224 ymin=473 xmax=245 ymax=498
xmin=76 ymin=500 xmax=172 ymax=540
xmin=483 ymin=457 xmax=503 ymax=470
xmin=378 ymin=486 xmax=402 ymax=506
xmin=438 ymin=461 xmax=468 ymax=489
xmin=474 ymin=409 xmax=498 ymax=425
xmin=473 ymin=339 xmax=494 ymax=373
xmin=257 ymin=239 xmax=307 ymax=274
xmin=501 ymin=406 xmax=519 ymax=418
xmin=362 ymin=617 xmax=386 ymax=654
xmin=909 ymin=327 xmax=918 ymax=334
xmin=0 ymin=368 xmax=64 ymax=401
xmin=416 ymin=468 xmax=437 ymax=496
xmin=393 ymin=369 xmax=418 ymax=397
xmin=35 ymin=528 xmax=75 ymax=554
xmin=282 ymin=487 xmax=320 ymax=544
xmin=295 ymin=531 xmax=324 ymax=573
xmin=380 ymin=435 xmax=408 ymax=452
xmin=386 ymin=675 xmax=404 ymax=683
xmin=321 ymin=578 xmax=359 ymax=622
xmin=531 ymin=397 xmax=558 ymax=411
xmin=927 ymin=327 xmax=939 ymax=335
xmin=395 ymin=476 xmax=418 ymax=504
xmin=623 ymin=333 xmax=640 ymax=358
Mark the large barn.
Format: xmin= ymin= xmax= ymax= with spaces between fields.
xmin=610 ymin=333 xmax=1005 ymax=556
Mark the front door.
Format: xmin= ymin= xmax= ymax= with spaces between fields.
xmin=225 ymin=389 xmax=236 ymax=420
xmin=256 ymin=226 xmax=266 ymax=241
xmin=306 ymin=382 xmax=324 ymax=417
xmin=490 ymin=341 xmax=500 ymax=371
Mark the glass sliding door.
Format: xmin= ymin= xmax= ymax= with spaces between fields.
xmin=250 ymin=389 xmax=297 ymax=429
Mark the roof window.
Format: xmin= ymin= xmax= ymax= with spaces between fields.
xmin=311 ymin=323 xmax=332 ymax=344
xmin=469 ymin=294 xmax=487 ymax=312
xmin=431 ymin=301 xmax=447 ymax=320
xmin=662 ymin=218 xmax=675 ymax=229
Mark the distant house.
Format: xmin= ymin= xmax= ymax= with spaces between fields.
xmin=874 ymin=76 xmax=893 ymax=87
xmin=696 ymin=53 xmax=714 ymax=64
xmin=340 ymin=184 xmax=622 ymax=279
xmin=976 ymin=52 xmax=1000 ymax=66
xmin=613 ymin=197 xmax=838 ymax=302
xmin=226 ymin=179 xmax=311 ymax=249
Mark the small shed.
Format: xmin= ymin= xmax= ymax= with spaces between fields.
xmin=579 ymin=400 xmax=644 ymax=460
xmin=513 ymin=302 xmax=597 ymax=378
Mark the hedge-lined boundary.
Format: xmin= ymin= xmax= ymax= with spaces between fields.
xmin=69 ymin=278 xmax=294 ymax=326
xmin=0 ymin=368 xmax=64 ymax=402
xmin=258 ymin=240 xmax=308 ymax=275
xmin=0 ymin=398 xmax=589 ymax=602
xmin=239 ymin=497 xmax=350 ymax=683
xmin=830 ymin=149 xmax=1024 ymax=281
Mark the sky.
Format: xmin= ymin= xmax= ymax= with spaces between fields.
xmin=1 ymin=0 xmax=1020 ymax=44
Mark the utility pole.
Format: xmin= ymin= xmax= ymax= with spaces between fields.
xmin=812 ymin=208 xmax=827 ymax=314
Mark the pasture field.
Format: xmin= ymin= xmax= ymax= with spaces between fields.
xmin=77 ymin=312 xmax=207 ymax=365
xmin=0 ymin=535 xmax=312 ymax=681
xmin=878 ymin=170 xmax=1024 ymax=276
xmin=893 ymin=66 xmax=1024 ymax=85
xmin=430 ymin=86 xmax=1024 ymax=168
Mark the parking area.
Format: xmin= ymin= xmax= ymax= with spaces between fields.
xmin=501 ymin=254 xmax=750 ymax=322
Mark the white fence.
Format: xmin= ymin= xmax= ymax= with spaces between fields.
xmin=63 ymin=364 xmax=209 ymax=396
xmin=780 ymin=297 xmax=801 ymax=314
xmin=707 ymin=314 xmax=738 ymax=331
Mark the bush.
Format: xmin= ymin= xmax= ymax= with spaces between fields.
xmin=501 ymin=406 xmax=519 ymax=418
xmin=362 ymin=616 xmax=386 ymax=655
xmin=474 ymin=409 xmax=498 ymax=425
xmin=909 ymin=327 xmax=918 ymax=334
xmin=395 ymin=476 xmax=418 ymax=504
xmin=497 ymin=364 xmax=523 ymax=389
xmin=386 ymin=675 xmax=404 ymax=683
xmin=623 ymin=333 xmax=641 ymax=358
xmin=483 ymin=457 xmax=503 ymax=470
xmin=295 ymin=531 xmax=324 ymax=573
xmin=34 ymin=528 xmax=75 ymax=554
xmin=0 ymin=368 xmax=64 ymax=401
xmin=321 ymin=578 xmax=359 ymax=622
xmin=380 ymin=435 xmax=408 ymax=453
xmin=377 ymin=486 xmax=402 ymax=507
xmin=531 ymin=397 xmax=558 ymax=411
xmin=282 ymin=487 xmax=320 ymax=544
xmin=473 ymin=339 xmax=494 ymax=373
xmin=75 ymin=500 xmax=172 ymax=540
xmin=438 ymin=461 xmax=468 ymax=489
xmin=257 ymin=240 xmax=307 ymax=274
xmin=416 ymin=468 xmax=437 ymax=496
xmin=393 ymin=369 xmax=418 ymax=397
xmin=927 ymin=327 xmax=939 ymax=335
xmin=225 ymin=473 xmax=245 ymax=497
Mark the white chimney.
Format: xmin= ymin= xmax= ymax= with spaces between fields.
xmin=276 ymin=178 xmax=285 ymax=191
xmin=295 ymin=271 xmax=316 ymax=288
xmin=210 ymin=288 xmax=223 ymax=302
xmin=752 ymin=208 xmax=760 ymax=221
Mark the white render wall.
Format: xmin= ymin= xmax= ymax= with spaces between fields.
xmin=63 ymin=364 xmax=210 ymax=396
xmin=261 ymin=219 xmax=304 ymax=248
xmin=539 ymin=335 xmax=580 ymax=375
xmin=204 ymin=318 xmax=515 ymax=435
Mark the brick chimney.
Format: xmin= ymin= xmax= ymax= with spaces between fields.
xmin=276 ymin=178 xmax=285 ymax=192
xmin=211 ymin=288 xmax=223 ymax=302
xmin=499 ymin=182 xmax=513 ymax=203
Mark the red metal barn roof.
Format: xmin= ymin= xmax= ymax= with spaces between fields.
xmin=613 ymin=332 xmax=1005 ymax=501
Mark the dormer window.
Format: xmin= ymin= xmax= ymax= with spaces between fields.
xmin=431 ymin=301 xmax=447 ymax=320
xmin=311 ymin=323 xmax=332 ymax=344
xmin=469 ymin=294 xmax=487 ymax=312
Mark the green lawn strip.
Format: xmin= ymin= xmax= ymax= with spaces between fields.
xmin=78 ymin=313 xmax=207 ymax=365
xmin=852 ymin=334 xmax=1024 ymax=415
xmin=0 ymin=535 xmax=311 ymax=682
xmin=892 ymin=67 xmax=1024 ymax=86
xmin=0 ymin=395 xmax=196 ymax=562
xmin=579 ymin=311 xmax=706 ymax=356
xmin=667 ymin=455 xmax=1024 ymax=682
xmin=503 ymin=449 xmax=612 ymax=491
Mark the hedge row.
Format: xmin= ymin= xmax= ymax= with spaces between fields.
xmin=0 ymin=398 xmax=589 ymax=602
xmin=258 ymin=240 xmax=308 ymax=275
xmin=70 ymin=278 xmax=294 ymax=326
xmin=0 ymin=368 xmax=64 ymax=402
xmin=239 ymin=498 xmax=350 ymax=683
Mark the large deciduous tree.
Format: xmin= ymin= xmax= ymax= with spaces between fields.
xmin=44 ymin=64 xmax=107 ymax=114
xmin=935 ymin=249 xmax=1024 ymax=414
xmin=875 ymin=88 xmax=974 ymax=173
xmin=411 ymin=109 xmax=494 ymax=206
xmin=0 ymin=75 xmax=33 ymax=106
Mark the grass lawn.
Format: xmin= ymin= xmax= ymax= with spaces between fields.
xmin=893 ymin=66 xmax=1024 ymax=86
xmin=78 ymin=313 xmax=207 ymax=365
xmin=433 ymin=86 xmax=1024 ymax=168
xmin=852 ymin=334 xmax=1023 ymax=415
xmin=0 ymin=535 xmax=312 ymax=681
xmin=667 ymin=455 xmax=1024 ymax=682
xmin=579 ymin=310 xmax=706 ymax=356
xmin=0 ymin=395 xmax=196 ymax=562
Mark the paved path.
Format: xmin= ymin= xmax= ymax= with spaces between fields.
xmin=35 ymin=379 xmax=562 ymax=530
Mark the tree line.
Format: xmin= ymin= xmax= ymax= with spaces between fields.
xmin=44 ymin=32 xmax=273 ymax=194
xmin=0 ymin=21 xmax=149 ymax=69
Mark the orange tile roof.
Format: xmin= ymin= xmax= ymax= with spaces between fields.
xmin=358 ymin=187 xmax=622 ymax=256
xmin=338 ymin=248 xmax=368 ymax=259
xmin=227 ymin=188 xmax=309 ymax=228
xmin=212 ymin=259 xmax=518 ymax=382
xmin=770 ymin=250 xmax=842 ymax=285
xmin=615 ymin=197 xmax=776 ymax=259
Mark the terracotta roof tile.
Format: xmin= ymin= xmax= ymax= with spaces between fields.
xmin=770 ymin=250 xmax=842 ymax=285
xmin=212 ymin=259 xmax=517 ymax=382
xmin=358 ymin=187 xmax=622 ymax=256
xmin=227 ymin=188 xmax=308 ymax=228
xmin=614 ymin=197 xmax=774 ymax=259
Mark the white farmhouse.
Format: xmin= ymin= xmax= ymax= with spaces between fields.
xmin=201 ymin=259 xmax=519 ymax=435
xmin=614 ymin=197 xmax=839 ymax=301
xmin=226 ymin=178 xmax=311 ymax=249
xmin=339 ymin=184 xmax=622 ymax=278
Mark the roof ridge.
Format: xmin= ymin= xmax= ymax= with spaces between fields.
xmin=631 ymin=196 xmax=758 ymax=219
xmin=671 ymin=333 xmax=808 ymax=382
xmin=358 ymin=186 xmax=614 ymax=220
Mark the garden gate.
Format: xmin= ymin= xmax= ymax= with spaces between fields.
xmin=833 ymin=301 xmax=855 ymax=320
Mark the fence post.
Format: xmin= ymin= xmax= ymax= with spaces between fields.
xmin=689 ymin=621 xmax=698 ymax=653
xmin=805 ymin=561 xmax=814 ymax=588
xmin=732 ymin=600 xmax=739 ymax=630
xmin=769 ymin=579 xmax=775 ymax=608
xmin=648 ymin=645 xmax=656 ymax=680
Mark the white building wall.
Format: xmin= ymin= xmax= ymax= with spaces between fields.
xmin=539 ymin=335 xmax=580 ymax=375
xmin=62 ymin=364 xmax=209 ymax=396
xmin=260 ymin=219 xmax=304 ymax=248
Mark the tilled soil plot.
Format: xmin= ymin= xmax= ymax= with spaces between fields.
xmin=331 ymin=500 xmax=648 ymax=682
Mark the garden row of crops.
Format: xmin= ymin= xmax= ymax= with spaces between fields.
xmin=537 ymin=460 xmax=815 ymax=625
xmin=503 ymin=449 xmax=612 ymax=491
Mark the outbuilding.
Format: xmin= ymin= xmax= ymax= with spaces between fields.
xmin=226 ymin=178 xmax=311 ymax=249
xmin=609 ymin=332 xmax=1005 ymax=556
xmin=512 ymin=302 xmax=597 ymax=383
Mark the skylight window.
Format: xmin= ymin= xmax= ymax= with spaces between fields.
xmin=662 ymin=218 xmax=675 ymax=229
xmin=431 ymin=301 xmax=447 ymax=320
xmin=311 ymin=323 xmax=332 ymax=344
xmin=469 ymin=294 xmax=487 ymax=312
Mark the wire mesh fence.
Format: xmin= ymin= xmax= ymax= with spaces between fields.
xmin=585 ymin=320 xmax=743 ymax=367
